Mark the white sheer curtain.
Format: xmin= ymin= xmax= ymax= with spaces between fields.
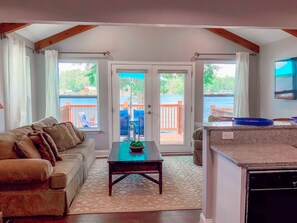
xmin=234 ymin=52 xmax=249 ymax=117
xmin=45 ymin=50 xmax=59 ymax=119
xmin=2 ymin=37 xmax=32 ymax=130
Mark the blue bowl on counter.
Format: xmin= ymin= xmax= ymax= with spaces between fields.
xmin=290 ymin=117 xmax=297 ymax=124
xmin=233 ymin=118 xmax=273 ymax=126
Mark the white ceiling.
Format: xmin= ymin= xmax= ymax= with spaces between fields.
xmin=225 ymin=28 xmax=290 ymax=45
xmin=15 ymin=24 xmax=75 ymax=42
xmin=14 ymin=24 xmax=291 ymax=47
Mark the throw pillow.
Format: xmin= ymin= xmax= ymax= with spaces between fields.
xmin=69 ymin=122 xmax=85 ymax=142
xmin=43 ymin=123 xmax=76 ymax=152
xmin=13 ymin=135 xmax=41 ymax=159
xmin=31 ymin=122 xmax=47 ymax=132
xmin=65 ymin=122 xmax=81 ymax=145
xmin=29 ymin=133 xmax=56 ymax=166
xmin=42 ymin=132 xmax=63 ymax=161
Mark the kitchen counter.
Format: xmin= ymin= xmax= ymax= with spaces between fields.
xmin=203 ymin=120 xmax=294 ymax=130
xmin=211 ymin=144 xmax=297 ymax=168
xmin=200 ymin=122 xmax=297 ymax=223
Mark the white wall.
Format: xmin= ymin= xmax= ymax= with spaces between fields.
xmin=34 ymin=25 xmax=258 ymax=150
xmin=259 ymin=36 xmax=297 ymax=118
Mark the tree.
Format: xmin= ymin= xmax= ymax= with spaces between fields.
xmin=84 ymin=64 xmax=97 ymax=86
xmin=203 ymin=64 xmax=235 ymax=94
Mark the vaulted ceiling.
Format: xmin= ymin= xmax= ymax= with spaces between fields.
xmin=0 ymin=23 xmax=295 ymax=53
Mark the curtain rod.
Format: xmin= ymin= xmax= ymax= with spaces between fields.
xmin=25 ymin=45 xmax=110 ymax=56
xmin=191 ymin=52 xmax=256 ymax=61
xmin=58 ymin=51 xmax=110 ymax=56
xmin=193 ymin=52 xmax=256 ymax=57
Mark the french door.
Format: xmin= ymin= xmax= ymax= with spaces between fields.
xmin=111 ymin=63 xmax=192 ymax=153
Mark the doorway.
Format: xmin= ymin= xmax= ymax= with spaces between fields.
xmin=111 ymin=63 xmax=193 ymax=153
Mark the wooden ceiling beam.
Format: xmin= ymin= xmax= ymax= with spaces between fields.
xmin=35 ymin=25 xmax=97 ymax=51
xmin=0 ymin=23 xmax=30 ymax=34
xmin=282 ymin=29 xmax=297 ymax=38
xmin=205 ymin=28 xmax=260 ymax=53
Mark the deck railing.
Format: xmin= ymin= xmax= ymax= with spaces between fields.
xmin=210 ymin=105 xmax=233 ymax=117
xmin=60 ymin=102 xmax=98 ymax=128
xmin=61 ymin=101 xmax=183 ymax=132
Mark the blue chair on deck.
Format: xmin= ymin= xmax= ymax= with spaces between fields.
xmin=120 ymin=110 xmax=130 ymax=136
xmin=120 ymin=109 xmax=129 ymax=117
xmin=79 ymin=112 xmax=91 ymax=128
xmin=133 ymin=110 xmax=144 ymax=120
xmin=134 ymin=115 xmax=144 ymax=137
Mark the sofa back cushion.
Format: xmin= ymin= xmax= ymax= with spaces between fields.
xmin=31 ymin=116 xmax=59 ymax=132
xmin=39 ymin=116 xmax=59 ymax=127
xmin=31 ymin=121 xmax=47 ymax=132
xmin=14 ymin=135 xmax=41 ymax=159
xmin=0 ymin=132 xmax=19 ymax=160
xmin=43 ymin=123 xmax=76 ymax=152
xmin=11 ymin=125 xmax=34 ymax=140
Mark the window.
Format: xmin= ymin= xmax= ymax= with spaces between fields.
xmin=58 ymin=61 xmax=99 ymax=130
xmin=203 ymin=63 xmax=236 ymax=122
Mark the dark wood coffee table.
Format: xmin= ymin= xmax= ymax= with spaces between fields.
xmin=108 ymin=141 xmax=163 ymax=196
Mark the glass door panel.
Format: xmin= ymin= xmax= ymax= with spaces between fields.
xmin=118 ymin=72 xmax=145 ymax=142
xmin=159 ymin=73 xmax=185 ymax=145
xmin=152 ymin=65 xmax=192 ymax=153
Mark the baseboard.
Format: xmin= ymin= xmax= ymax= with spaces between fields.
xmin=95 ymin=150 xmax=109 ymax=158
xmin=200 ymin=213 xmax=214 ymax=223
xmin=162 ymin=152 xmax=193 ymax=156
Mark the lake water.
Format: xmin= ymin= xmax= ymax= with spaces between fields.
xmin=60 ymin=95 xmax=234 ymax=122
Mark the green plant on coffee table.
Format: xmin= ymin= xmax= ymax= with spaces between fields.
xmin=130 ymin=140 xmax=144 ymax=148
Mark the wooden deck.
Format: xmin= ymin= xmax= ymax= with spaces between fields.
xmin=160 ymin=133 xmax=183 ymax=144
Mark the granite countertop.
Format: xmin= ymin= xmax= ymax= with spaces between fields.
xmin=211 ymin=144 xmax=297 ymax=168
xmin=203 ymin=121 xmax=296 ymax=131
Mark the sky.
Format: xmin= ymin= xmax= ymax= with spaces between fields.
xmin=215 ymin=63 xmax=236 ymax=77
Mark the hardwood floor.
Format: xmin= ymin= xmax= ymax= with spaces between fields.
xmin=5 ymin=210 xmax=201 ymax=223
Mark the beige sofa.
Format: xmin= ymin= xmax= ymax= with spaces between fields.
xmin=193 ymin=115 xmax=233 ymax=166
xmin=0 ymin=117 xmax=95 ymax=217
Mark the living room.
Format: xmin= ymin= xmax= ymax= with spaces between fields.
xmin=1 ymin=1 xmax=297 ymax=223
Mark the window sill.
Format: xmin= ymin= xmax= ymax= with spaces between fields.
xmin=80 ymin=129 xmax=103 ymax=134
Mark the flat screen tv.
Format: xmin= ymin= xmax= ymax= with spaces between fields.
xmin=274 ymin=57 xmax=297 ymax=100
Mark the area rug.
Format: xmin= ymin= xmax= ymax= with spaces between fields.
xmin=69 ymin=156 xmax=202 ymax=214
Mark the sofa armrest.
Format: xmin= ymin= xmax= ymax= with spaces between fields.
xmin=192 ymin=128 xmax=203 ymax=140
xmin=0 ymin=159 xmax=53 ymax=184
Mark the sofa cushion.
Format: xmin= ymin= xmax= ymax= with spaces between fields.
xmin=50 ymin=154 xmax=83 ymax=189
xmin=12 ymin=125 xmax=34 ymax=140
xmin=0 ymin=132 xmax=19 ymax=160
xmin=29 ymin=133 xmax=56 ymax=166
xmin=65 ymin=122 xmax=81 ymax=145
xmin=38 ymin=116 xmax=59 ymax=127
xmin=0 ymin=159 xmax=53 ymax=184
xmin=31 ymin=121 xmax=47 ymax=132
xmin=43 ymin=123 xmax=76 ymax=152
xmin=60 ymin=139 xmax=95 ymax=162
xmin=14 ymin=135 xmax=41 ymax=159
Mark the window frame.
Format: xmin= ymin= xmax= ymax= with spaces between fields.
xmin=58 ymin=59 xmax=100 ymax=131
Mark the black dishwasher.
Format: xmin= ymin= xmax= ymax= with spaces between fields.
xmin=247 ymin=170 xmax=297 ymax=223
